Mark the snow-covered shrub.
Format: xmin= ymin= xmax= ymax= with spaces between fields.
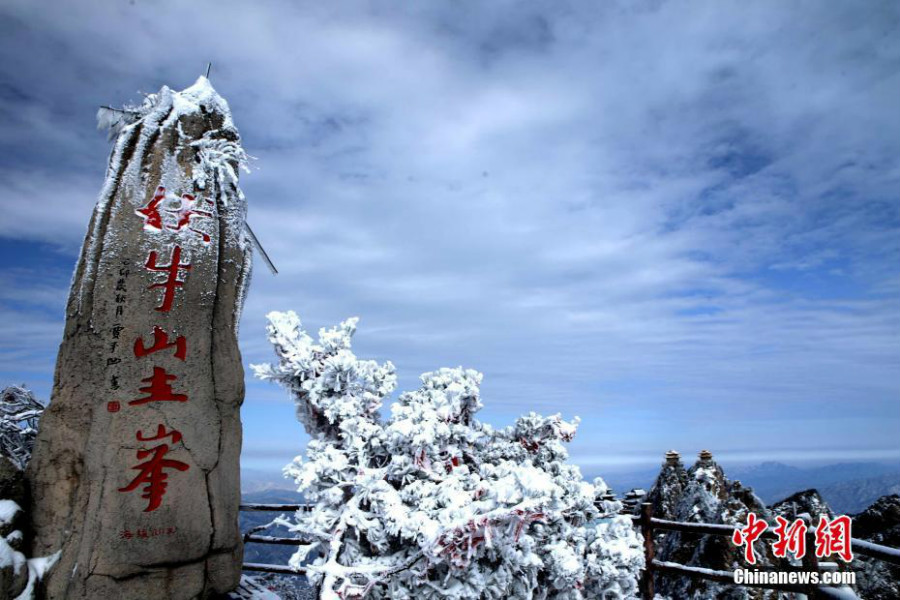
xmin=0 ymin=386 xmax=43 ymax=470
xmin=253 ymin=311 xmax=643 ymax=600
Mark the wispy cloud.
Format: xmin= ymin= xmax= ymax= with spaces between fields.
xmin=1 ymin=0 xmax=898 ymax=472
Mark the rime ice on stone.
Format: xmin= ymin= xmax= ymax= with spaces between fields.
xmin=27 ymin=77 xmax=252 ymax=599
xmin=253 ymin=312 xmax=644 ymax=599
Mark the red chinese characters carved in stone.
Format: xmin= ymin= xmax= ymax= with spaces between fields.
xmin=136 ymin=186 xmax=167 ymax=230
xmin=170 ymin=193 xmax=214 ymax=243
xmin=119 ymin=425 xmax=189 ymax=512
xmin=120 ymin=526 xmax=177 ymax=540
xmin=136 ymin=186 xmax=214 ymax=242
xmin=145 ymin=245 xmax=191 ymax=312
xmin=134 ymin=326 xmax=187 ymax=361
xmin=129 ymin=366 xmax=187 ymax=406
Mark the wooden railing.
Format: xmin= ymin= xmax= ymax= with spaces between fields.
xmin=240 ymin=502 xmax=311 ymax=577
xmin=239 ymin=501 xmax=900 ymax=599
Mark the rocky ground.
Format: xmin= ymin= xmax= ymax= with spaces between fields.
xmin=240 ymin=573 xmax=316 ymax=600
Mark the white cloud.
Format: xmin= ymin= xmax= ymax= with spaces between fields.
xmin=1 ymin=0 xmax=898 ymax=469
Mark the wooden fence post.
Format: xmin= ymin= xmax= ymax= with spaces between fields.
xmin=639 ymin=502 xmax=655 ymax=600
xmin=802 ymin=527 xmax=820 ymax=599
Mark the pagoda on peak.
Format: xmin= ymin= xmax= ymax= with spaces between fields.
xmin=665 ymin=449 xmax=681 ymax=465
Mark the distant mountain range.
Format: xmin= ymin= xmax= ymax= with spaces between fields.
xmin=595 ymin=460 xmax=900 ymax=514
xmin=244 ymin=459 xmax=900 ymax=515
xmin=818 ymin=473 xmax=900 ymax=515
xmin=241 ymin=468 xmax=297 ymax=494
xmin=729 ymin=461 xmax=900 ymax=513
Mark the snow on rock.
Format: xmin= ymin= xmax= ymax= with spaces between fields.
xmin=254 ymin=312 xmax=644 ymax=599
xmin=770 ymin=489 xmax=834 ymax=523
xmin=0 ymin=387 xmax=54 ymax=599
xmin=650 ymin=452 xmax=788 ymax=600
xmin=642 ymin=452 xmax=688 ymax=520
xmin=0 ymin=536 xmax=28 ymax=597
xmin=228 ymin=574 xmax=284 ymax=600
xmin=11 ymin=552 xmax=60 ymax=600
xmin=0 ymin=498 xmax=58 ymax=600
xmin=82 ymin=75 xmax=252 ymax=315
xmin=0 ymin=500 xmax=21 ymax=527
xmin=851 ymin=494 xmax=900 ymax=600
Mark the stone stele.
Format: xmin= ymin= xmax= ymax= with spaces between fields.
xmin=26 ymin=77 xmax=253 ymax=599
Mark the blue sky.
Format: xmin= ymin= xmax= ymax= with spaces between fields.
xmin=1 ymin=1 xmax=898 ymax=481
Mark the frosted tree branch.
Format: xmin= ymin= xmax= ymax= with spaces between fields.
xmin=0 ymin=385 xmax=44 ymax=470
xmin=254 ymin=312 xmax=644 ymax=599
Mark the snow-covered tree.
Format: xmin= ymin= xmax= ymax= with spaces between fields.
xmin=253 ymin=311 xmax=643 ymax=600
